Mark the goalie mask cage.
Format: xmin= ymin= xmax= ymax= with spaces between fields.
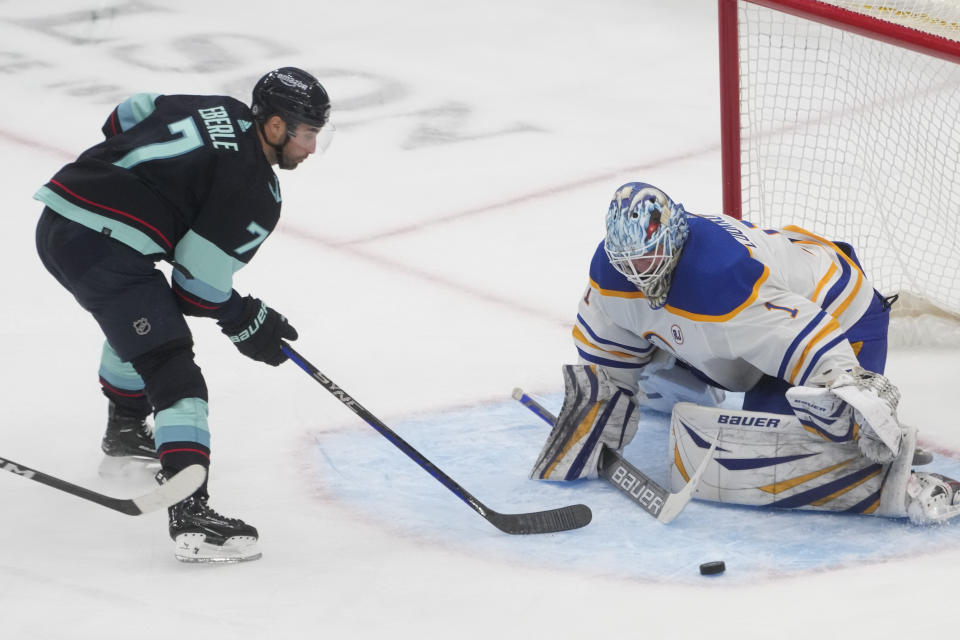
xmin=719 ymin=0 xmax=960 ymax=341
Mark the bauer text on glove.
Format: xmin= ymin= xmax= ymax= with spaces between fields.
xmin=219 ymin=296 xmax=298 ymax=366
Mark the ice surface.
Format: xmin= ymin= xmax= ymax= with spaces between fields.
xmin=1 ymin=1 xmax=958 ymax=639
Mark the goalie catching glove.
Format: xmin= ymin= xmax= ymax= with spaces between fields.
xmin=219 ymin=296 xmax=298 ymax=366
xmin=786 ymin=366 xmax=904 ymax=464
xmin=530 ymin=365 xmax=639 ymax=481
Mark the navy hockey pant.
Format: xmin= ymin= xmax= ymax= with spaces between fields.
xmin=36 ymin=208 xmax=211 ymax=475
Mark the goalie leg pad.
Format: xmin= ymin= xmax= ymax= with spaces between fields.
xmin=670 ymin=402 xmax=893 ymax=514
xmin=530 ymin=365 xmax=638 ymax=481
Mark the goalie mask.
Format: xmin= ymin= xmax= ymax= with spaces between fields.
xmin=604 ymin=182 xmax=689 ymax=309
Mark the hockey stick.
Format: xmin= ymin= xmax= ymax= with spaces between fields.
xmin=512 ymin=387 xmax=717 ymax=524
xmin=0 ymin=457 xmax=205 ymax=516
xmin=281 ymin=343 xmax=592 ymax=534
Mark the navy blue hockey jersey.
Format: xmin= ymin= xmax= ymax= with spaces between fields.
xmin=35 ymin=93 xmax=281 ymax=320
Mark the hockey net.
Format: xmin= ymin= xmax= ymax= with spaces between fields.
xmin=719 ymin=0 xmax=960 ymax=347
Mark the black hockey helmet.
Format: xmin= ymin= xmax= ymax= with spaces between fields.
xmin=251 ymin=67 xmax=330 ymax=130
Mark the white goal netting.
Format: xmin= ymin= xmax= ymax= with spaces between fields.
xmin=731 ymin=0 xmax=960 ymax=345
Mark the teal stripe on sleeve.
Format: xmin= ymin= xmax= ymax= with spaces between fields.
xmin=117 ymin=93 xmax=160 ymax=131
xmin=172 ymin=268 xmax=231 ymax=304
xmin=34 ymin=186 xmax=167 ymax=256
xmin=173 ymin=230 xmax=246 ymax=295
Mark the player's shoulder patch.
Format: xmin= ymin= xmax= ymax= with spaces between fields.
xmin=587 ymin=240 xmax=645 ymax=298
xmin=665 ymin=215 xmax=768 ymax=320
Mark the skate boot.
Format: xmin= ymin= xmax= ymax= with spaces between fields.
xmin=905 ymin=472 xmax=960 ymax=524
xmin=101 ymin=401 xmax=158 ymax=459
xmin=159 ymin=473 xmax=261 ymax=563
xmin=99 ymin=401 xmax=158 ymax=476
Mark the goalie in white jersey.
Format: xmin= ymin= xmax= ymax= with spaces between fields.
xmin=531 ymin=182 xmax=960 ymax=524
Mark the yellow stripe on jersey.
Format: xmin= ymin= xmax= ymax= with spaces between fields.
xmin=831 ymin=270 xmax=863 ymax=318
xmin=641 ymin=331 xmax=676 ymax=352
xmin=572 ymin=325 xmax=642 ymax=360
xmin=589 ymin=277 xmax=646 ymax=299
xmin=788 ymin=316 xmax=843 ymax=384
xmin=811 ymin=261 xmax=838 ymax=304
xmin=783 ymin=226 xmax=865 ymax=318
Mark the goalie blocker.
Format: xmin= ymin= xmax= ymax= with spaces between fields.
xmin=671 ymin=403 xmax=960 ymax=524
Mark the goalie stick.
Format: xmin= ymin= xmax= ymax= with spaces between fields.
xmin=512 ymin=387 xmax=716 ymax=524
xmin=0 ymin=457 xmax=205 ymax=516
xmin=282 ymin=343 xmax=592 ymax=535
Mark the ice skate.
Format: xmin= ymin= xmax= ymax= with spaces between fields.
xmin=160 ymin=473 xmax=260 ymax=563
xmin=101 ymin=401 xmax=158 ymax=458
xmin=99 ymin=402 xmax=159 ymax=476
xmin=906 ymin=472 xmax=960 ymax=524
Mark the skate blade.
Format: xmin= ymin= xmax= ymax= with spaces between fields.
xmin=98 ymin=454 xmax=160 ymax=478
xmin=173 ymin=532 xmax=261 ymax=564
xmin=913 ymin=504 xmax=960 ymax=524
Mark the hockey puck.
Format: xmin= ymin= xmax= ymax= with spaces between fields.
xmin=699 ymin=561 xmax=725 ymax=576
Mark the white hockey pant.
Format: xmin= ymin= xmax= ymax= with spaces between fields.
xmin=605 ymin=350 xmax=726 ymax=414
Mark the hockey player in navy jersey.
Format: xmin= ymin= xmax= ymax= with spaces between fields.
xmin=531 ymin=182 xmax=960 ymax=525
xmin=34 ymin=67 xmax=333 ymax=562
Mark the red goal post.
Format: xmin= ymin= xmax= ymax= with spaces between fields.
xmin=718 ymin=0 xmax=960 ymax=333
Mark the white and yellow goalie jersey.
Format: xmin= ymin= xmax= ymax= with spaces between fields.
xmin=575 ymin=212 xmax=876 ymax=392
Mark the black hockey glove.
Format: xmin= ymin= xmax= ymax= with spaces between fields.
xmin=219 ymin=296 xmax=298 ymax=366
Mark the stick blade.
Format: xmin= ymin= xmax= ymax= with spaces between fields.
xmin=486 ymin=503 xmax=592 ymax=535
xmin=130 ymin=465 xmax=207 ymax=514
